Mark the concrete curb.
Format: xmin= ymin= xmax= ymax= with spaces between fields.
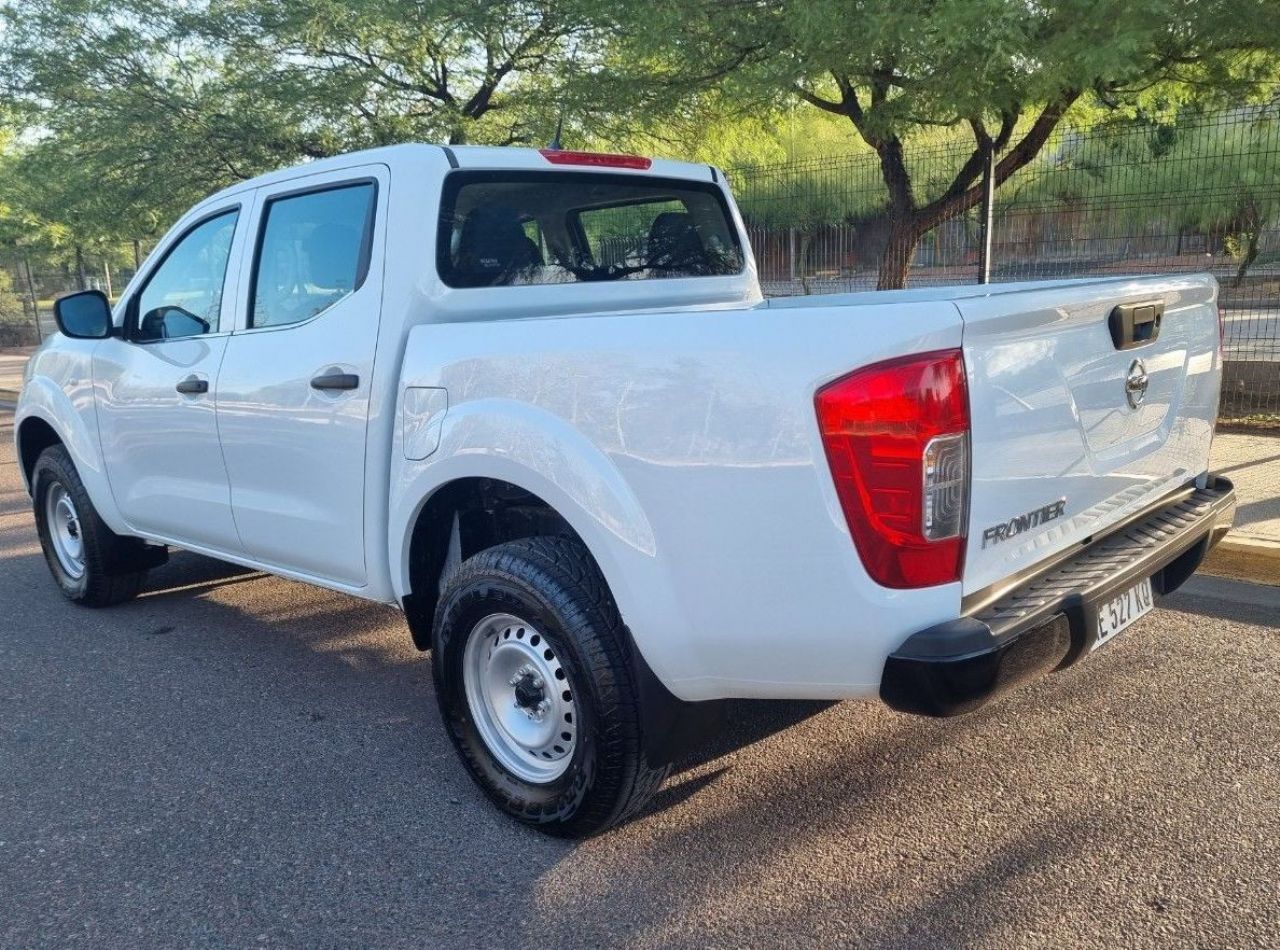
xmin=1203 ymin=537 xmax=1280 ymax=587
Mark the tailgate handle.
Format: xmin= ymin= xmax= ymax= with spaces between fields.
xmin=1109 ymin=300 xmax=1163 ymax=350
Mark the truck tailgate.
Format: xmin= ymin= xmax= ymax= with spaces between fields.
xmin=959 ymin=275 xmax=1221 ymax=596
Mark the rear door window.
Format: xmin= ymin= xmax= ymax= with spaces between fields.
xmin=249 ymin=182 xmax=376 ymax=329
xmin=438 ymin=171 xmax=744 ymax=288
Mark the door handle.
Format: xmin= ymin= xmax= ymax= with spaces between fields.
xmin=310 ymin=372 xmax=360 ymax=391
xmin=175 ymin=376 xmax=209 ymax=395
xmin=1109 ymin=300 xmax=1164 ymax=350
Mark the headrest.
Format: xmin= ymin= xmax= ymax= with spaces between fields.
xmin=454 ymin=206 xmax=542 ymax=286
xmin=646 ymin=211 xmax=705 ymax=271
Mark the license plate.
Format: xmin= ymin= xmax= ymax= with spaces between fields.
xmin=1093 ymin=578 xmax=1155 ymax=650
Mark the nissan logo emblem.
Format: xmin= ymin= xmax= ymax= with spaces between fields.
xmin=1125 ymin=358 xmax=1149 ymax=409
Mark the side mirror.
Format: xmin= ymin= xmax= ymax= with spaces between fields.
xmin=53 ymin=290 xmax=114 ymax=339
xmin=138 ymin=306 xmax=210 ymax=342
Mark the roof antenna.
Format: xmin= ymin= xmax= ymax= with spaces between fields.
xmin=548 ymin=111 xmax=565 ymax=151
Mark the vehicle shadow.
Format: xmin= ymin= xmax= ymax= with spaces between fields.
xmin=139 ymin=551 xmax=266 ymax=600
xmin=1160 ymin=575 xmax=1280 ymax=627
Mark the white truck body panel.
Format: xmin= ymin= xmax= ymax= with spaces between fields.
xmin=15 ymin=143 xmax=1225 ymax=704
xmin=390 ymin=300 xmax=964 ymax=700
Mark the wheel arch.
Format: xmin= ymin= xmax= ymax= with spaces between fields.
xmin=402 ymin=476 xmax=598 ymax=651
xmin=15 ymin=378 xmax=129 ymax=535
xmin=409 ymin=493 xmax=704 ymax=767
xmin=16 ymin=415 xmax=62 ymax=491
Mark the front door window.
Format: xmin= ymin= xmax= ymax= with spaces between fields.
xmin=133 ymin=210 xmax=239 ymax=341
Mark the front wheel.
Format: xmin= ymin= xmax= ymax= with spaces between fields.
xmin=432 ymin=537 xmax=668 ymax=836
xmin=32 ymin=445 xmax=155 ymax=607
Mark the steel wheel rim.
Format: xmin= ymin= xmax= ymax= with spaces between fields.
xmin=462 ymin=612 xmax=578 ymax=784
xmin=45 ymin=483 xmax=85 ymax=580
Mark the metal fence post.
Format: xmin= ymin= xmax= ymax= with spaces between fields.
xmin=978 ymin=144 xmax=995 ymax=284
xmin=23 ymin=256 xmax=42 ymax=343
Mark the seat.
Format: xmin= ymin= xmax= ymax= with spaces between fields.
xmin=453 ymin=206 xmax=543 ymax=287
xmin=646 ymin=212 xmax=708 ymax=273
xmin=255 ymin=222 xmax=361 ymax=327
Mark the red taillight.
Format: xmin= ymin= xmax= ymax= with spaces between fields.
xmin=538 ymin=149 xmax=652 ymax=170
xmin=815 ymin=350 xmax=970 ymax=589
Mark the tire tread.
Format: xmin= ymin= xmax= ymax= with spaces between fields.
xmin=434 ymin=536 xmax=668 ymax=835
xmin=32 ymin=445 xmax=148 ymax=607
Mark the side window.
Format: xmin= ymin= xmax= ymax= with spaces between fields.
xmin=249 ymin=182 xmax=375 ymax=329
xmin=134 ymin=210 xmax=239 ymax=342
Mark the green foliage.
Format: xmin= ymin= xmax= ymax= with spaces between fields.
xmin=586 ymin=0 xmax=1280 ymax=285
xmin=0 ymin=0 xmax=586 ymax=249
xmin=0 ymin=268 xmax=34 ymax=345
xmin=1 ymin=0 xmax=1279 ymax=291
xmin=208 ymin=0 xmax=582 ymax=148
xmin=592 ymin=0 xmax=1279 ymax=145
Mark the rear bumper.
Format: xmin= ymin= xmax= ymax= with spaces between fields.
xmin=880 ymin=475 xmax=1237 ymax=717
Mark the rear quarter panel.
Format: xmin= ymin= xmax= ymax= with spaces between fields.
xmin=391 ymin=302 xmax=964 ymax=701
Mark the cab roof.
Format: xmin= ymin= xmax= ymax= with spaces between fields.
xmin=197 ymin=144 xmax=719 ymax=212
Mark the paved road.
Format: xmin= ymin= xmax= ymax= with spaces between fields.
xmin=2 ymin=411 xmax=1278 ymax=949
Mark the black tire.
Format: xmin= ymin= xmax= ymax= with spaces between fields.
xmin=32 ymin=445 xmax=151 ymax=607
xmin=432 ymin=536 xmax=669 ymax=836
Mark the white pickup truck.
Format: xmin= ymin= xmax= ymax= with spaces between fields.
xmin=16 ymin=145 xmax=1235 ymax=835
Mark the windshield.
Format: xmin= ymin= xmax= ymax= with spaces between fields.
xmin=437 ymin=170 xmax=744 ymax=288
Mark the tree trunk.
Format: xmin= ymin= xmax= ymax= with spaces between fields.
xmin=798 ymin=230 xmax=814 ymax=294
xmin=857 ymin=91 xmax=1080 ymax=292
xmin=103 ymin=259 xmax=113 ymax=298
xmin=75 ymin=246 xmax=87 ymax=290
xmin=1233 ymin=229 xmax=1260 ymax=288
xmin=133 ymin=239 xmax=142 ymax=270
xmin=877 ymin=217 xmax=921 ymax=290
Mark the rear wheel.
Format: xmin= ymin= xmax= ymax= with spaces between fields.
xmin=32 ymin=445 xmax=156 ymax=607
xmin=432 ymin=536 xmax=668 ymax=836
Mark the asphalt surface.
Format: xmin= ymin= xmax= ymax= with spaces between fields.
xmin=2 ymin=410 xmax=1278 ymax=949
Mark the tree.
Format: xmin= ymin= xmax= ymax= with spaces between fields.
xmin=1150 ymin=115 xmax=1279 ymax=286
xmin=0 ymin=267 xmax=34 ymax=346
xmin=208 ymin=0 xmax=585 ymax=147
xmin=590 ymin=0 xmax=1280 ymax=288
xmin=0 ymin=0 xmax=587 ymax=243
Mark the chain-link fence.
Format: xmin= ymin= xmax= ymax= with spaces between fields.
xmin=731 ymin=106 xmax=1280 ymax=424
xmin=0 ymin=245 xmax=143 ymax=345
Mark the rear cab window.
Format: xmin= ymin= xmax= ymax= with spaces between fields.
xmin=438 ymin=171 xmax=743 ymax=288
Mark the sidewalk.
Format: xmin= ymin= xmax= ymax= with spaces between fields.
xmin=1205 ymin=431 xmax=1280 ymax=584
xmin=0 ymin=348 xmax=33 ymax=401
